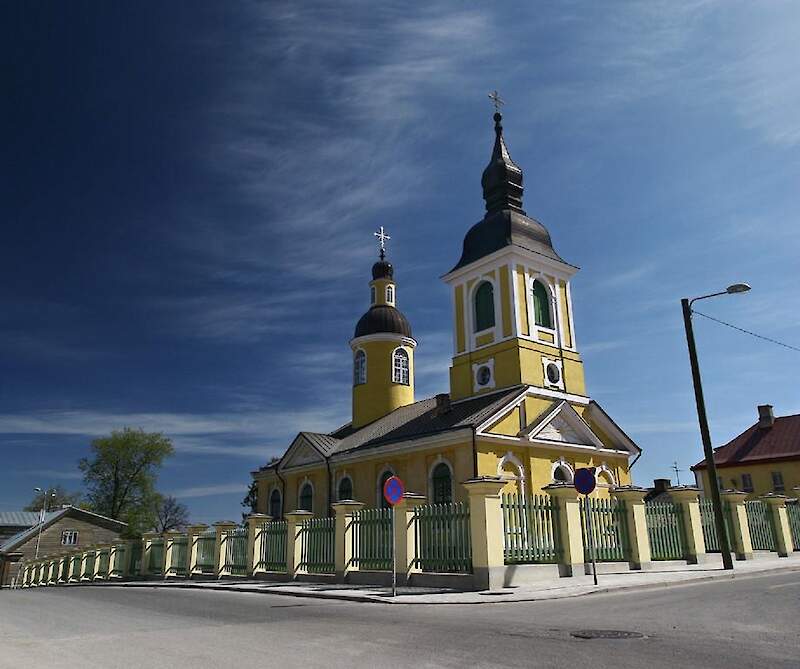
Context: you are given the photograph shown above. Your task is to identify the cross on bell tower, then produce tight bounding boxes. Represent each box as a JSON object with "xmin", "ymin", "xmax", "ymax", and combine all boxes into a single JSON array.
[{"xmin": 374, "ymin": 226, "xmax": 391, "ymax": 260}]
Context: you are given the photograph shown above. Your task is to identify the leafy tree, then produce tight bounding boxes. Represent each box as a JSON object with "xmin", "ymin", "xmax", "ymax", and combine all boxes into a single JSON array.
[
  {"xmin": 24, "ymin": 485, "xmax": 82, "ymax": 513},
  {"xmin": 241, "ymin": 480, "xmax": 258, "ymax": 522},
  {"xmin": 79, "ymin": 427, "xmax": 174, "ymax": 536},
  {"xmin": 152, "ymin": 494, "xmax": 189, "ymax": 533}
]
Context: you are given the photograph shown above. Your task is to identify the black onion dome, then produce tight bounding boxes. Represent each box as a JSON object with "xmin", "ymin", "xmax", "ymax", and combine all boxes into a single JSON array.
[
  {"xmin": 450, "ymin": 112, "xmax": 565, "ymax": 272},
  {"xmin": 372, "ymin": 259, "xmax": 394, "ymax": 280},
  {"xmin": 354, "ymin": 305, "xmax": 412, "ymax": 338}
]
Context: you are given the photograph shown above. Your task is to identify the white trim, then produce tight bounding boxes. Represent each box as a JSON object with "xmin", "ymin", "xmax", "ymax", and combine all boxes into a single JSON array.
[
  {"xmin": 386, "ymin": 284, "xmax": 395, "ymax": 306},
  {"xmin": 442, "ymin": 245, "xmax": 579, "ymax": 285},
  {"xmin": 566, "ymin": 281, "xmax": 577, "ymax": 350},
  {"xmin": 478, "ymin": 433, "xmax": 631, "ymax": 457},
  {"xmin": 353, "ymin": 348, "xmax": 367, "ymax": 386},
  {"xmin": 551, "ymin": 457, "xmax": 575, "ymax": 484},
  {"xmin": 596, "ymin": 462, "xmax": 616, "ymax": 487},
  {"xmin": 472, "ymin": 358, "xmax": 496, "ymax": 393},
  {"xmin": 528, "ymin": 273, "xmax": 556, "ymax": 332},
  {"xmin": 391, "ymin": 346, "xmax": 411, "ymax": 385},
  {"xmin": 497, "ymin": 451, "xmax": 526, "ymax": 498},
  {"xmin": 510, "ymin": 263, "xmax": 520, "ymax": 337},
  {"xmin": 428, "ymin": 456, "xmax": 455, "ymax": 504},
  {"xmin": 541, "ymin": 356, "xmax": 564, "ymax": 390},
  {"xmin": 350, "ymin": 333, "xmax": 417, "ymax": 348},
  {"xmin": 469, "ymin": 276, "xmax": 500, "ymax": 350},
  {"xmin": 523, "ymin": 400, "xmax": 606, "ymax": 449},
  {"xmin": 474, "ymin": 386, "xmax": 590, "ymax": 435}
]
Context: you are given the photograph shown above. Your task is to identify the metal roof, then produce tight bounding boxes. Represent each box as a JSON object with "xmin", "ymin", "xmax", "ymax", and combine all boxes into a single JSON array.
[{"xmin": 0, "ymin": 511, "xmax": 48, "ymax": 527}]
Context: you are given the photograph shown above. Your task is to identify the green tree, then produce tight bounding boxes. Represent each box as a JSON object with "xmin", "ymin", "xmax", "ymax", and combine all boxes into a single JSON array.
[
  {"xmin": 241, "ymin": 480, "xmax": 258, "ymax": 523},
  {"xmin": 23, "ymin": 485, "xmax": 82, "ymax": 513},
  {"xmin": 79, "ymin": 427, "xmax": 174, "ymax": 536}
]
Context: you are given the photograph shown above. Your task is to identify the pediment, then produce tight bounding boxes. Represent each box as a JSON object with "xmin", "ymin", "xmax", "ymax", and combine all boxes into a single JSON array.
[
  {"xmin": 280, "ymin": 435, "xmax": 325, "ymax": 469},
  {"xmin": 522, "ymin": 401, "xmax": 605, "ymax": 449}
]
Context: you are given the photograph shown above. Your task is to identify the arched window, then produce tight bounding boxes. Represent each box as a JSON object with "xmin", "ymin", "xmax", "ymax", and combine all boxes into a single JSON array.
[
  {"xmin": 431, "ymin": 462, "xmax": 453, "ymax": 504},
  {"xmin": 392, "ymin": 348, "xmax": 409, "ymax": 385},
  {"xmin": 338, "ymin": 476, "xmax": 353, "ymax": 501},
  {"xmin": 474, "ymin": 281, "xmax": 495, "ymax": 331},
  {"xmin": 353, "ymin": 350, "xmax": 366, "ymax": 385},
  {"xmin": 552, "ymin": 461, "xmax": 574, "ymax": 484},
  {"xmin": 386, "ymin": 285, "xmax": 395, "ymax": 304},
  {"xmin": 299, "ymin": 483, "xmax": 313, "ymax": 512},
  {"xmin": 378, "ymin": 470, "xmax": 394, "ymax": 508},
  {"xmin": 370, "ymin": 286, "xmax": 376, "ymax": 304},
  {"xmin": 269, "ymin": 489, "xmax": 282, "ymax": 519},
  {"xmin": 532, "ymin": 280, "xmax": 553, "ymax": 328}
]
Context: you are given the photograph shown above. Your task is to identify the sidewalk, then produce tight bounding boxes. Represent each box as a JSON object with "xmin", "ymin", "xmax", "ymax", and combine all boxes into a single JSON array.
[{"xmin": 114, "ymin": 555, "xmax": 800, "ymax": 604}]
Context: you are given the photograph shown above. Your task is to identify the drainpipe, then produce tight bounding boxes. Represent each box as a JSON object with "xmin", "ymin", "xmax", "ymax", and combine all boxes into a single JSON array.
[
  {"xmin": 325, "ymin": 457, "xmax": 333, "ymax": 518},
  {"xmin": 275, "ymin": 467, "xmax": 286, "ymax": 518},
  {"xmin": 471, "ymin": 425, "xmax": 478, "ymax": 479}
]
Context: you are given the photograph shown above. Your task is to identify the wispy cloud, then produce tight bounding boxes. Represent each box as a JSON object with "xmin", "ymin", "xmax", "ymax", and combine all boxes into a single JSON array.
[
  {"xmin": 22, "ymin": 469, "xmax": 83, "ymax": 481},
  {"xmin": 171, "ymin": 482, "xmax": 247, "ymax": 499}
]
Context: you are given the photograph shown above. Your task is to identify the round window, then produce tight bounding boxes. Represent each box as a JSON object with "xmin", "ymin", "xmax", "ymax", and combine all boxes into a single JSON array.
[
  {"xmin": 546, "ymin": 362, "xmax": 561, "ymax": 385},
  {"xmin": 476, "ymin": 365, "xmax": 492, "ymax": 386}
]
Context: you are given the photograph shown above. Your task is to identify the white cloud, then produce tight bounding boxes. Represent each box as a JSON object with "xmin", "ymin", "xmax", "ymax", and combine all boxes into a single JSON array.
[{"xmin": 170, "ymin": 483, "xmax": 247, "ymax": 499}]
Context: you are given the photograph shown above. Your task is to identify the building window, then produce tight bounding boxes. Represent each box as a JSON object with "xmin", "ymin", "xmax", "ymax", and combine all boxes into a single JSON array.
[
  {"xmin": 741, "ymin": 473, "xmax": 753, "ymax": 492},
  {"xmin": 392, "ymin": 348, "xmax": 409, "ymax": 385},
  {"xmin": 532, "ymin": 280, "xmax": 553, "ymax": 328},
  {"xmin": 474, "ymin": 281, "xmax": 495, "ymax": 331},
  {"xmin": 338, "ymin": 476, "xmax": 353, "ymax": 501},
  {"xmin": 378, "ymin": 470, "xmax": 394, "ymax": 508},
  {"xmin": 552, "ymin": 462, "xmax": 574, "ymax": 484},
  {"xmin": 431, "ymin": 462, "xmax": 453, "ymax": 504},
  {"xmin": 386, "ymin": 285, "xmax": 395, "ymax": 304},
  {"xmin": 771, "ymin": 471, "xmax": 785, "ymax": 492},
  {"xmin": 269, "ymin": 489, "xmax": 282, "ymax": 518},
  {"xmin": 61, "ymin": 530, "xmax": 78, "ymax": 546},
  {"xmin": 370, "ymin": 286, "xmax": 376, "ymax": 304},
  {"xmin": 299, "ymin": 483, "xmax": 313, "ymax": 512},
  {"xmin": 353, "ymin": 350, "xmax": 366, "ymax": 385}
]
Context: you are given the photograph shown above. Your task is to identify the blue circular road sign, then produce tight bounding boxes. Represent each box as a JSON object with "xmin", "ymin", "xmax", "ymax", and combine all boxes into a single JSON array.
[
  {"xmin": 383, "ymin": 476, "xmax": 405, "ymax": 506},
  {"xmin": 574, "ymin": 468, "xmax": 597, "ymax": 495}
]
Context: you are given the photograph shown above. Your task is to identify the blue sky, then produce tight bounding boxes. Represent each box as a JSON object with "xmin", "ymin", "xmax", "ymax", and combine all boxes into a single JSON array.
[{"xmin": 2, "ymin": 1, "xmax": 799, "ymax": 523}]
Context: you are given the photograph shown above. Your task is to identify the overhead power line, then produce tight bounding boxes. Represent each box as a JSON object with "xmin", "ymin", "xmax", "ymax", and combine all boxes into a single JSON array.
[{"xmin": 692, "ymin": 309, "xmax": 800, "ymax": 354}]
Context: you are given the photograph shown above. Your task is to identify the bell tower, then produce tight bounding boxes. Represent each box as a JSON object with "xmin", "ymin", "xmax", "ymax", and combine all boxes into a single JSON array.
[
  {"xmin": 350, "ymin": 229, "xmax": 417, "ymax": 428},
  {"xmin": 443, "ymin": 109, "xmax": 586, "ymax": 402}
]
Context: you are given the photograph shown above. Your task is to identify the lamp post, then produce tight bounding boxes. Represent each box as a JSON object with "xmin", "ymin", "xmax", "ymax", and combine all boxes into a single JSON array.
[
  {"xmin": 681, "ymin": 283, "xmax": 750, "ymax": 571},
  {"xmin": 33, "ymin": 487, "xmax": 56, "ymax": 559}
]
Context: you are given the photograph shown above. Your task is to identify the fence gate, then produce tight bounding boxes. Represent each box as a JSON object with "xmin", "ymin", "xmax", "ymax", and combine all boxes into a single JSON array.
[
  {"xmin": 745, "ymin": 501, "xmax": 776, "ymax": 551},
  {"xmin": 299, "ymin": 517, "xmax": 335, "ymax": 574},
  {"xmin": 170, "ymin": 537, "xmax": 188, "ymax": 576},
  {"xmin": 581, "ymin": 497, "xmax": 629, "ymax": 562},
  {"xmin": 256, "ymin": 520, "xmax": 287, "ymax": 572},
  {"xmin": 413, "ymin": 502, "xmax": 472, "ymax": 573},
  {"xmin": 787, "ymin": 503, "xmax": 800, "ymax": 552},
  {"xmin": 645, "ymin": 501, "xmax": 686, "ymax": 560},
  {"xmin": 195, "ymin": 530, "xmax": 217, "ymax": 574},
  {"xmin": 351, "ymin": 508, "xmax": 392, "ymax": 571},
  {"xmin": 501, "ymin": 493, "xmax": 560, "ymax": 564},
  {"xmin": 148, "ymin": 540, "xmax": 164, "ymax": 574}
]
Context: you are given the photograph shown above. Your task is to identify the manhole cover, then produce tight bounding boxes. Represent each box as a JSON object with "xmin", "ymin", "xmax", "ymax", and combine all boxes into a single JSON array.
[{"xmin": 571, "ymin": 630, "xmax": 645, "ymax": 640}]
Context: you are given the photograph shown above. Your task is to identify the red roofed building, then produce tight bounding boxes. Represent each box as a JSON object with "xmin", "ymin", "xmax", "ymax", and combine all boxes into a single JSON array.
[{"xmin": 691, "ymin": 405, "xmax": 800, "ymax": 499}]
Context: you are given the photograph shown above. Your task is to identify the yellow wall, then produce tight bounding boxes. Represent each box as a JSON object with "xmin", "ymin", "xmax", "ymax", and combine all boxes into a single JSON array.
[
  {"xmin": 499, "ymin": 265, "xmax": 512, "ymax": 337},
  {"xmin": 694, "ymin": 460, "xmax": 800, "ymax": 500},
  {"xmin": 454, "ymin": 284, "xmax": 465, "ymax": 353},
  {"xmin": 352, "ymin": 338, "xmax": 415, "ymax": 428}
]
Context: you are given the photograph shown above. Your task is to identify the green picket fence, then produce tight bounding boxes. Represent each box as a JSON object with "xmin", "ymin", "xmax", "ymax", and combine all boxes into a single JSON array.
[
  {"xmin": 413, "ymin": 502, "xmax": 472, "ymax": 573},
  {"xmin": 745, "ymin": 500, "xmax": 776, "ymax": 551},
  {"xmin": 645, "ymin": 501, "xmax": 686, "ymax": 560},
  {"xmin": 699, "ymin": 498, "xmax": 734, "ymax": 552},
  {"xmin": 70, "ymin": 555, "xmax": 82, "ymax": 580},
  {"xmin": 352, "ymin": 507, "xmax": 392, "ymax": 571},
  {"xmin": 110, "ymin": 544, "xmax": 126, "ymax": 577},
  {"xmin": 129, "ymin": 542, "xmax": 143, "ymax": 576},
  {"xmin": 82, "ymin": 552, "xmax": 96, "ymax": 579},
  {"xmin": 299, "ymin": 517, "xmax": 335, "ymax": 574},
  {"xmin": 501, "ymin": 493, "xmax": 560, "ymax": 564},
  {"xmin": 97, "ymin": 549, "xmax": 110, "ymax": 578},
  {"xmin": 580, "ymin": 497, "xmax": 630, "ymax": 562},
  {"xmin": 222, "ymin": 527, "xmax": 249, "ymax": 576},
  {"xmin": 195, "ymin": 531, "xmax": 217, "ymax": 574},
  {"xmin": 787, "ymin": 503, "xmax": 800, "ymax": 551},
  {"xmin": 169, "ymin": 537, "xmax": 188, "ymax": 576},
  {"xmin": 256, "ymin": 520, "xmax": 287, "ymax": 572}
]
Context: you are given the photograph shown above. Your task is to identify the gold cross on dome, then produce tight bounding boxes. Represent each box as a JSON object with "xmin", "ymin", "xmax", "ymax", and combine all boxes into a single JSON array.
[
  {"xmin": 488, "ymin": 90, "xmax": 505, "ymax": 113},
  {"xmin": 374, "ymin": 226, "xmax": 391, "ymax": 258}
]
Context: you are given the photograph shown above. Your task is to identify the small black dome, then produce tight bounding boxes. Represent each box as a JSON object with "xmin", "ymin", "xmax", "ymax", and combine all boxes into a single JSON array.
[
  {"xmin": 354, "ymin": 305, "xmax": 412, "ymax": 338},
  {"xmin": 372, "ymin": 260, "xmax": 394, "ymax": 280}
]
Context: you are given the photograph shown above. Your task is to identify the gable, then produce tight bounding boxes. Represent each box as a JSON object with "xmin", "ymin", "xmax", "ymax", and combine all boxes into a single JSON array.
[
  {"xmin": 524, "ymin": 401, "xmax": 605, "ymax": 449},
  {"xmin": 280, "ymin": 434, "xmax": 327, "ymax": 470}
]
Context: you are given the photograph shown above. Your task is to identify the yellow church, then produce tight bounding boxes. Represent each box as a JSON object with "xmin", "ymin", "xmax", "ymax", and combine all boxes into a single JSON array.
[{"xmin": 252, "ymin": 111, "xmax": 641, "ymax": 518}]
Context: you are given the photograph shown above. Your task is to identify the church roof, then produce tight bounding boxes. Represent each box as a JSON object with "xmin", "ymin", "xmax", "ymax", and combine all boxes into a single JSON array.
[
  {"xmin": 692, "ymin": 413, "xmax": 800, "ymax": 470},
  {"xmin": 449, "ymin": 112, "xmax": 568, "ymax": 273},
  {"xmin": 354, "ymin": 304, "xmax": 413, "ymax": 339}
]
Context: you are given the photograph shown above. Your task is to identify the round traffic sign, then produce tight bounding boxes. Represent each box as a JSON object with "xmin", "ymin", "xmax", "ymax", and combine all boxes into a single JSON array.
[
  {"xmin": 383, "ymin": 476, "xmax": 405, "ymax": 506},
  {"xmin": 574, "ymin": 468, "xmax": 597, "ymax": 495}
]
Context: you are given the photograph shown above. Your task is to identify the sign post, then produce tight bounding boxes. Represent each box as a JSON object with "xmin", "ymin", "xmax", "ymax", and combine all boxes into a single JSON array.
[
  {"xmin": 383, "ymin": 475, "xmax": 405, "ymax": 598},
  {"xmin": 574, "ymin": 467, "xmax": 598, "ymax": 585}
]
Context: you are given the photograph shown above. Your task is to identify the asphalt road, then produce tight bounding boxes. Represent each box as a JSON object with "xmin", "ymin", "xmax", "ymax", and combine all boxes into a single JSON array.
[{"xmin": 1, "ymin": 571, "xmax": 798, "ymax": 669}]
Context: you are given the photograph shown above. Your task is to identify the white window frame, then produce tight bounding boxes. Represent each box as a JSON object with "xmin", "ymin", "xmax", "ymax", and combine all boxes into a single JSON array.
[
  {"xmin": 551, "ymin": 458, "xmax": 575, "ymax": 484},
  {"xmin": 428, "ymin": 456, "xmax": 455, "ymax": 504},
  {"xmin": 353, "ymin": 348, "xmax": 367, "ymax": 386},
  {"xmin": 61, "ymin": 529, "xmax": 79, "ymax": 546},
  {"xmin": 391, "ymin": 347, "xmax": 410, "ymax": 385},
  {"xmin": 386, "ymin": 285, "xmax": 395, "ymax": 305},
  {"xmin": 596, "ymin": 463, "xmax": 616, "ymax": 487},
  {"xmin": 470, "ymin": 277, "xmax": 499, "ymax": 342},
  {"xmin": 497, "ymin": 451, "xmax": 526, "ymax": 498}
]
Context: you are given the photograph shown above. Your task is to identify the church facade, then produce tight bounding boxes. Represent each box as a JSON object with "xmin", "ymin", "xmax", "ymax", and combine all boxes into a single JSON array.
[{"xmin": 252, "ymin": 111, "xmax": 640, "ymax": 518}]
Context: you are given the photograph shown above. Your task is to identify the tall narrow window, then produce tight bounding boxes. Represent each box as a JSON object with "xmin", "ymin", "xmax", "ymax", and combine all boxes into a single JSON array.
[
  {"xmin": 61, "ymin": 530, "xmax": 78, "ymax": 546},
  {"xmin": 741, "ymin": 473, "xmax": 753, "ymax": 492},
  {"xmin": 392, "ymin": 348, "xmax": 409, "ymax": 385},
  {"xmin": 269, "ymin": 489, "xmax": 282, "ymax": 518},
  {"xmin": 353, "ymin": 350, "xmax": 366, "ymax": 385},
  {"xmin": 299, "ymin": 483, "xmax": 313, "ymax": 512},
  {"xmin": 370, "ymin": 286, "xmax": 376, "ymax": 304},
  {"xmin": 431, "ymin": 462, "xmax": 453, "ymax": 504},
  {"xmin": 771, "ymin": 471, "xmax": 785, "ymax": 491},
  {"xmin": 338, "ymin": 477, "xmax": 353, "ymax": 501},
  {"xmin": 386, "ymin": 285, "xmax": 394, "ymax": 304},
  {"xmin": 378, "ymin": 470, "xmax": 394, "ymax": 508},
  {"xmin": 532, "ymin": 280, "xmax": 553, "ymax": 328},
  {"xmin": 474, "ymin": 281, "xmax": 495, "ymax": 331}
]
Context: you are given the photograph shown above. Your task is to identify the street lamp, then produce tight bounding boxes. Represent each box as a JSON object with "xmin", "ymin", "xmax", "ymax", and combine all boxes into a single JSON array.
[
  {"xmin": 681, "ymin": 283, "xmax": 750, "ymax": 571},
  {"xmin": 33, "ymin": 487, "xmax": 56, "ymax": 559}
]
